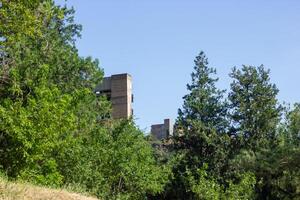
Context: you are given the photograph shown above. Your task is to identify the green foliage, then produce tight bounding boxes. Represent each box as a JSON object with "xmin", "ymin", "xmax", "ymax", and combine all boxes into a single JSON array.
[
  {"xmin": 166, "ymin": 56, "xmax": 296, "ymax": 200},
  {"xmin": 188, "ymin": 164, "xmax": 256, "ymax": 200},
  {"xmin": 175, "ymin": 52, "xmax": 230, "ymax": 173},
  {"xmin": 188, "ymin": 164, "xmax": 223, "ymax": 200},
  {"xmin": 229, "ymin": 65, "xmax": 281, "ymax": 150},
  {"xmin": 0, "ymin": 84, "xmax": 76, "ymax": 185},
  {"xmin": 286, "ymin": 103, "xmax": 300, "ymax": 146},
  {"xmin": 0, "ymin": 1, "xmax": 168, "ymax": 199},
  {"xmin": 223, "ymin": 173, "xmax": 256, "ymax": 200},
  {"xmin": 1, "ymin": 1, "xmax": 299, "ymax": 199},
  {"xmin": 227, "ymin": 65, "xmax": 300, "ymax": 199},
  {"xmin": 162, "ymin": 52, "xmax": 231, "ymax": 199},
  {"xmin": 60, "ymin": 120, "xmax": 170, "ymax": 200},
  {"xmin": 230, "ymin": 145, "xmax": 300, "ymax": 199},
  {"xmin": 177, "ymin": 51, "xmax": 228, "ymax": 133},
  {"xmin": 174, "ymin": 120, "xmax": 230, "ymax": 178},
  {"xmin": 0, "ymin": 0, "xmax": 105, "ymax": 187},
  {"xmin": 0, "ymin": 0, "xmax": 102, "ymax": 97}
]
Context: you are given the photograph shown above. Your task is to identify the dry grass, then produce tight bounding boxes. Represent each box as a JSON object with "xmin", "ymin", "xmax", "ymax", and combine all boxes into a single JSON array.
[{"xmin": 0, "ymin": 179, "xmax": 98, "ymax": 200}]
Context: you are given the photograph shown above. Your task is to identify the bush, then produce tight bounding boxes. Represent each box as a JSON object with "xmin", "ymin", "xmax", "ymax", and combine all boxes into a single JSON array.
[
  {"xmin": 188, "ymin": 164, "xmax": 256, "ymax": 200},
  {"xmin": 59, "ymin": 120, "xmax": 170, "ymax": 199}
]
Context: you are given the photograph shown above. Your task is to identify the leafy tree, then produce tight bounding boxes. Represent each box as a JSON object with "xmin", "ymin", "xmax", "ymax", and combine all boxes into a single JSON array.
[
  {"xmin": 0, "ymin": 2, "xmax": 168, "ymax": 199},
  {"xmin": 188, "ymin": 164, "xmax": 256, "ymax": 200},
  {"xmin": 230, "ymin": 145, "xmax": 300, "ymax": 200},
  {"xmin": 0, "ymin": 0, "xmax": 103, "ymax": 96},
  {"xmin": 0, "ymin": 0, "xmax": 106, "ymax": 185},
  {"xmin": 0, "ymin": 83, "xmax": 76, "ymax": 185},
  {"xmin": 60, "ymin": 120, "xmax": 170, "ymax": 200}
]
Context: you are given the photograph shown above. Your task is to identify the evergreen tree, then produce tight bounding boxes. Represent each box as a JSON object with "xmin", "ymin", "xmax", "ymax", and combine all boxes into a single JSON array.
[
  {"xmin": 286, "ymin": 103, "xmax": 300, "ymax": 146},
  {"xmin": 177, "ymin": 51, "xmax": 228, "ymax": 133},
  {"xmin": 164, "ymin": 52, "xmax": 230, "ymax": 199},
  {"xmin": 230, "ymin": 140, "xmax": 300, "ymax": 200},
  {"xmin": 175, "ymin": 51, "xmax": 229, "ymax": 169},
  {"xmin": 228, "ymin": 65, "xmax": 281, "ymax": 150},
  {"xmin": 227, "ymin": 66, "xmax": 299, "ymax": 199}
]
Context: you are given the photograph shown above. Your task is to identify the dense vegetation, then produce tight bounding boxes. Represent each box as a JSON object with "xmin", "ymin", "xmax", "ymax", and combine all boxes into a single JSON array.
[
  {"xmin": 0, "ymin": 1, "xmax": 299, "ymax": 199},
  {"xmin": 152, "ymin": 53, "xmax": 300, "ymax": 200}
]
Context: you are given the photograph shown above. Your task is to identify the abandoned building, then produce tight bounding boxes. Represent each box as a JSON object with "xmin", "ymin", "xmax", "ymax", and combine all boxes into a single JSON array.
[
  {"xmin": 96, "ymin": 73, "xmax": 172, "ymax": 140},
  {"xmin": 95, "ymin": 73, "xmax": 133, "ymax": 119},
  {"xmin": 151, "ymin": 119, "xmax": 174, "ymax": 140}
]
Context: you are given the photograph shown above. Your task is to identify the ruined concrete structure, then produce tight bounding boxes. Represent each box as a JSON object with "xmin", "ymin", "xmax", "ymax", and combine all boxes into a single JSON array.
[
  {"xmin": 96, "ymin": 73, "xmax": 172, "ymax": 140},
  {"xmin": 151, "ymin": 119, "xmax": 173, "ymax": 140},
  {"xmin": 95, "ymin": 73, "xmax": 133, "ymax": 119}
]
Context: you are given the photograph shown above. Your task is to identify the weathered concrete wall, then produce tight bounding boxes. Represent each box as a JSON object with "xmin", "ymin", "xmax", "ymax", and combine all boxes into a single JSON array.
[
  {"xmin": 151, "ymin": 119, "xmax": 173, "ymax": 140},
  {"xmin": 95, "ymin": 73, "xmax": 133, "ymax": 119}
]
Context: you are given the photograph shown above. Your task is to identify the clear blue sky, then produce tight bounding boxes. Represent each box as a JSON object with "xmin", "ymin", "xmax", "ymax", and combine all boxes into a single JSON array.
[{"xmin": 57, "ymin": 0, "xmax": 300, "ymax": 132}]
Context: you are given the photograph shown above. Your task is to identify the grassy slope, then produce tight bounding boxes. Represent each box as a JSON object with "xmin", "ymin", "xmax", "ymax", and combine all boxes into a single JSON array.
[{"xmin": 0, "ymin": 178, "xmax": 98, "ymax": 200}]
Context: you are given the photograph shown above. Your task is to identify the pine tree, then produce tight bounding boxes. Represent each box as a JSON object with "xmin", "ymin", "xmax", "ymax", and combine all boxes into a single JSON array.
[
  {"xmin": 228, "ymin": 66, "xmax": 289, "ymax": 199},
  {"xmin": 166, "ymin": 52, "xmax": 230, "ymax": 199},
  {"xmin": 228, "ymin": 65, "xmax": 282, "ymax": 150},
  {"xmin": 286, "ymin": 103, "xmax": 300, "ymax": 146},
  {"xmin": 176, "ymin": 51, "xmax": 228, "ymax": 133}
]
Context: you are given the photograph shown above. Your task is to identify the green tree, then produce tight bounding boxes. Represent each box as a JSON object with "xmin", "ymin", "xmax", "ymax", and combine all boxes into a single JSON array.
[
  {"xmin": 175, "ymin": 52, "xmax": 229, "ymax": 172},
  {"xmin": 188, "ymin": 164, "xmax": 256, "ymax": 200},
  {"xmin": 163, "ymin": 52, "xmax": 230, "ymax": 199},
  {"xmin": 230, "ymin": 145, "xmax": 300, "ymax": 200},
  {"xmin": 286, "ymin": 103, "xmax": 300, "ymax": 146},
  {"xmin": 0, "ymin": 83, "xmax": 77, "ymax": 185},
  {"xmin": 177, "ymin": 51, "xmax": 228, "ymax": 133},
  {"xmin": 228, "ymin": 65, "xmax": 281, "ymax": 151},
  {"xmin": 60, "ymin": 120, "xmax": 170, "ymax": 200},
  {"xmin": 0, "ymin": 1, "xmax": 169, "ymax": 199},
  {"xmin": 0, "ymin": 0, "xmax": 107, "ymax": 185},
  {"xmin": 228, "ymin": 66, "xmax": 299, "ymax": 199}
]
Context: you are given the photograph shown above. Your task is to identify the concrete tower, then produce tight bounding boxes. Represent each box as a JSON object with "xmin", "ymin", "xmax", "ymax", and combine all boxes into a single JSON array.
[{"xmin": 95, "ymin": 73, "xmax": 133, "ymax": 119}]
